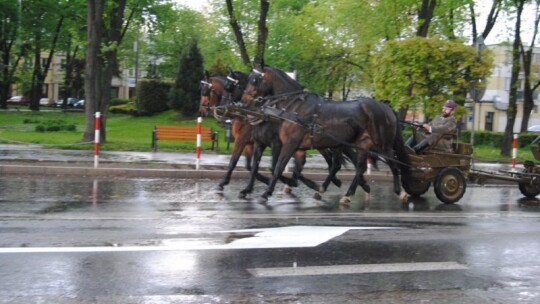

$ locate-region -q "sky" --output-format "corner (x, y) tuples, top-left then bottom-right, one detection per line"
(174, 0), (208, 11)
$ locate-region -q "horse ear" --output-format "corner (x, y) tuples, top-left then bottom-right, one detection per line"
(227, 66), (233, 74)
(205, 70), (210, 78)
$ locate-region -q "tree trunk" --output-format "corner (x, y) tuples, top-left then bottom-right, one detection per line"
(254, 0), (269, 66)
(518, 2), (540, 132)
(83, 0), (130, 142)
(225, 0), (251, 67)
(501, 0), (525, 156)
(416, 0), (437, 37)
(83, 0), (105, 142)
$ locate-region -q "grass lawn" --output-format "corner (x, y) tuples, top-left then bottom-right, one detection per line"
(0, 108), (226, 152)
(0, 107), (537, 163)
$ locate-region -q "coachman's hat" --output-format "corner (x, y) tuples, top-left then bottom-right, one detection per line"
(444, 101), (457, 110)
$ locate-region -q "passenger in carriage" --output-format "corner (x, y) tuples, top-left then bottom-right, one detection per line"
(411, 100), (458, 154)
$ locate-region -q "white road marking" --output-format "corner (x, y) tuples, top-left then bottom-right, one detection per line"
(0, 225), (398, 253)
(248, 261), (468, 277)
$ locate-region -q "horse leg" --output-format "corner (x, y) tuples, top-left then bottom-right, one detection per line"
(271, 141), (298, 188)
(219, 135), (253, 190)
(319, 148), (345, 193)
(239, 142), (266, 199)
(261, 145), (298, 201)
(291, 150), (320, 192)
(341, 147), (371, 204)
(244, 143), (270, 185)
(386, 152), (402, 195)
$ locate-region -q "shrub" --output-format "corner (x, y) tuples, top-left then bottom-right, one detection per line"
(110, 98), (130, 106)
(137, 79), (173, 115)
(109, 101), (137, 115)
(35, 120), (76, 132)
(23, 118), (41, 124)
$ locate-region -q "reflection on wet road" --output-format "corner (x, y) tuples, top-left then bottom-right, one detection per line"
(2, 175), (540, 303)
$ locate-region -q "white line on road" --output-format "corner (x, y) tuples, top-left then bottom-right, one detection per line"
(247, 262), (468, 277)
(0, 226), (399, 253)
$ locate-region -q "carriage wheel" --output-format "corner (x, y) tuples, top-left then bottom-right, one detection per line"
(401, 175), (431, 196)
(518, 176), (540, 198)
(434, 167), (466, 204)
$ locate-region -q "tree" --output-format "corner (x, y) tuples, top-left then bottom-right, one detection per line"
(372, 37), (493, 119)
(83, 0), (150, 142)
(501, 0), (526, 157)
(168, 39), (204, 116)
(519, 1), (540, 133)
(21, 0), (66, 111)
(0, 0), (22, 109)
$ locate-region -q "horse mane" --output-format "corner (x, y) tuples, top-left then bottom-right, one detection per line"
(264, 66), (304, 91)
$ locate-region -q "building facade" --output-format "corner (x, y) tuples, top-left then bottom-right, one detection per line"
(39, 52), (135, 102)
(466, 44), (540, 133)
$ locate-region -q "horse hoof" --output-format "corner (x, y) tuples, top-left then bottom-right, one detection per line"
(258, 196), (268, 204)
(283, 186), (293, 194)
(318, 185), (327, 193)
(399, 191), (410, 202)
(217, 184), (225, 191)
(313, 192), (322, 200)
(334, 179), (342, 188)
(239, 192), (247, 199)
(339, 196), (351, 204)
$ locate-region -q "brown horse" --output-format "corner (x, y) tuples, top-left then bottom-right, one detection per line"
(200, 70), (269, 189)
(201, 70), (345, 197)
(241, 65), (411, 203)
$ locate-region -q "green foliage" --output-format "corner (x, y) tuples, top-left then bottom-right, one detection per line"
(168, 39), (204, 116)
(110, 98), (130, 106)
(109, 101), (137, 115)
(35, 120), (76, 132)
(137, 79), (172, 115)
(372, 37), (493, 118)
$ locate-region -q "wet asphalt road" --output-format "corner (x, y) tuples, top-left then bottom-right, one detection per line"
(2, 175), (540, 303)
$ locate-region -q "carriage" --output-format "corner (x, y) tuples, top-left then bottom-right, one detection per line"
(401, 140), (473, 204)
(401, 126), (540, 204)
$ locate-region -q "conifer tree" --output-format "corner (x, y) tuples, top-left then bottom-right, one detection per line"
(169, 39), (204, 116)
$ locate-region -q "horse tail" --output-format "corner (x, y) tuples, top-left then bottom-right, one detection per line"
(393, 117), (411, 178)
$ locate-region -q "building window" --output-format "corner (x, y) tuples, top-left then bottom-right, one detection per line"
(485, 112), (494, 131)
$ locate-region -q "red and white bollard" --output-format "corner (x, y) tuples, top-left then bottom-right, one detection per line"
(94, 112), (101, 168)
(196, 117), (202, 170)
(512, 133), (518, 171)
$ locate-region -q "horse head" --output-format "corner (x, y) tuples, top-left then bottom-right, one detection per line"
(241, 65), (303, 106)
(199, 71), (214, 116)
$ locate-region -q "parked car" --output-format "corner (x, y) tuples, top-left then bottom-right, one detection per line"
(528, 125), (540, 133)
(7, 96), (29, 104)
(39, 98), (54, 106)
(73, 99), (85, 109)
(54, 98), (79, 108)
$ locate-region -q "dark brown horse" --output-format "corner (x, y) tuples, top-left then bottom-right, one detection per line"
(241, 65), (411, 203)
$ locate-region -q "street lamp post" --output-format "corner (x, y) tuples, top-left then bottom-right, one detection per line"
(469, 78), (486, 146)
(469, 35), (487, 146)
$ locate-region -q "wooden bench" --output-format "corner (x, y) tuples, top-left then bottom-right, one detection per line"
(151, 125), (218, 151)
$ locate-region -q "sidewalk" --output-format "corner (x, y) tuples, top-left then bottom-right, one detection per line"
(0, 144), (514, 180)
(0, 144), (369, 180)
